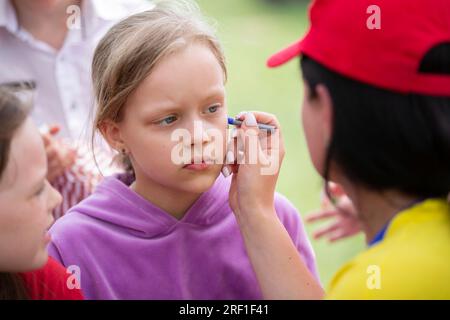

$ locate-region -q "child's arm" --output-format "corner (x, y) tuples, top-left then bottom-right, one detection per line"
(274, 193), (320, 282)
(235, 207), (324, 300)
(228, 112), (324, 300)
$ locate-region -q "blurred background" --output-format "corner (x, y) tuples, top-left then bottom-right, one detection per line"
(196, 0), (365, 286)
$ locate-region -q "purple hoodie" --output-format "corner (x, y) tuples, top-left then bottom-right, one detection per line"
(48, 173), (318, 299)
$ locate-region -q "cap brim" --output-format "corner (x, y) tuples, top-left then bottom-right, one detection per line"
(266, 40), (303, 68)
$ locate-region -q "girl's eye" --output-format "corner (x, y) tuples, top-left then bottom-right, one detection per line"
(206, 104), (220, 114)
(158, 115), (178, 126)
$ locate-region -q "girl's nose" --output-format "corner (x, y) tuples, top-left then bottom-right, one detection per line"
(187, 120), (212, 146)
(48, 182), (63, 211)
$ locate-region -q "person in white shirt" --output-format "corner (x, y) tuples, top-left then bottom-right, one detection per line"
(0, 0), (151, 217)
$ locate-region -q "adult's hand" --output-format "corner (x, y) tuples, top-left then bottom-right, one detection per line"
(224, 111), (284, 219)
(41, 125), (77, 183)
(306, 182), (362, 242)
(222, 112), (324, 299)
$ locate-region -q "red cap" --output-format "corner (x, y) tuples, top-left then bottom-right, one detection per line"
(267, 0), (450, 96)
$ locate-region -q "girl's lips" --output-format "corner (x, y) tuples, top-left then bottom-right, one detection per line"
(183, 162), (211, 171)
(43, 232), (52, 244)
(43, 220), (54, 244)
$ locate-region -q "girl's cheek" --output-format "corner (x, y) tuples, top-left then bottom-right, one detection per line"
(211, 114), (228, 132)
(208, 120), (227, 146)
(30, 194), (49, 221)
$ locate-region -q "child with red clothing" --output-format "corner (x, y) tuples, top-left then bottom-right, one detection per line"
(0, 87), (83, 300)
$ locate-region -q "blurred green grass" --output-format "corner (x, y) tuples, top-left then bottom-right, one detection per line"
(197, 0), (365, 286)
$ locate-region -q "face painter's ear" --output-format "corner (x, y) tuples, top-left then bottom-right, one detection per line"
(100, 120), (126, 152)
(315, 84), (334, 146)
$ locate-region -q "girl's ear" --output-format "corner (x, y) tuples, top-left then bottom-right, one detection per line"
(315, 84), (334, 146)
(99, 120), (126, 153)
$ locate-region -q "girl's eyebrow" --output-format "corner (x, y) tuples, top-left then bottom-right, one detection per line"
(141, 104), (181, 119)
(141, 87), (225, 118)
(201, 88), (225, 102)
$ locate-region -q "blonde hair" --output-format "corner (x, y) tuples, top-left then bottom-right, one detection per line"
(91, 0), (227, 173)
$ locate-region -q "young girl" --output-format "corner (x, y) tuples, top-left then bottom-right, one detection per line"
(225, 0), (450, 299)
(0, 87), (83, 299)
(47, 1), (318, 299)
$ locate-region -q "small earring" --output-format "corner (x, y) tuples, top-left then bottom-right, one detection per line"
(120, 148), (127, 155)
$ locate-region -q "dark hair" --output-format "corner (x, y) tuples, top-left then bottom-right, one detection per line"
(300, 44), (450, 199)
(0, 87), (30, 299)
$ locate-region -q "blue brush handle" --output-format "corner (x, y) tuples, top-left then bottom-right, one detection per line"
(227, 117), (276, 132)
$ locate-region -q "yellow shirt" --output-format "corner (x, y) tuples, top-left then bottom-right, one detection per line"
(327, 198), (450, 299)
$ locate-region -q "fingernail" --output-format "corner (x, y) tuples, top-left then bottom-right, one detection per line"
(231, 127), (238, 138)
(237, 150), (245, 162)
(236, 111), (247, 119)
(222, 166), (231, 177)
(226, 151), (234, 164)
(244, 112), (257, 126)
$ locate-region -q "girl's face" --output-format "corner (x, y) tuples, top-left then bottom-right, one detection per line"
(0, 118), (62, 272)
(108, 43), (227, 195)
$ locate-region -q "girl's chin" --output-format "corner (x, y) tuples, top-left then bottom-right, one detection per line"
(32, 251), (49, 269)
(14, 252), (49, 273)
(180, 170), (220, 193)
